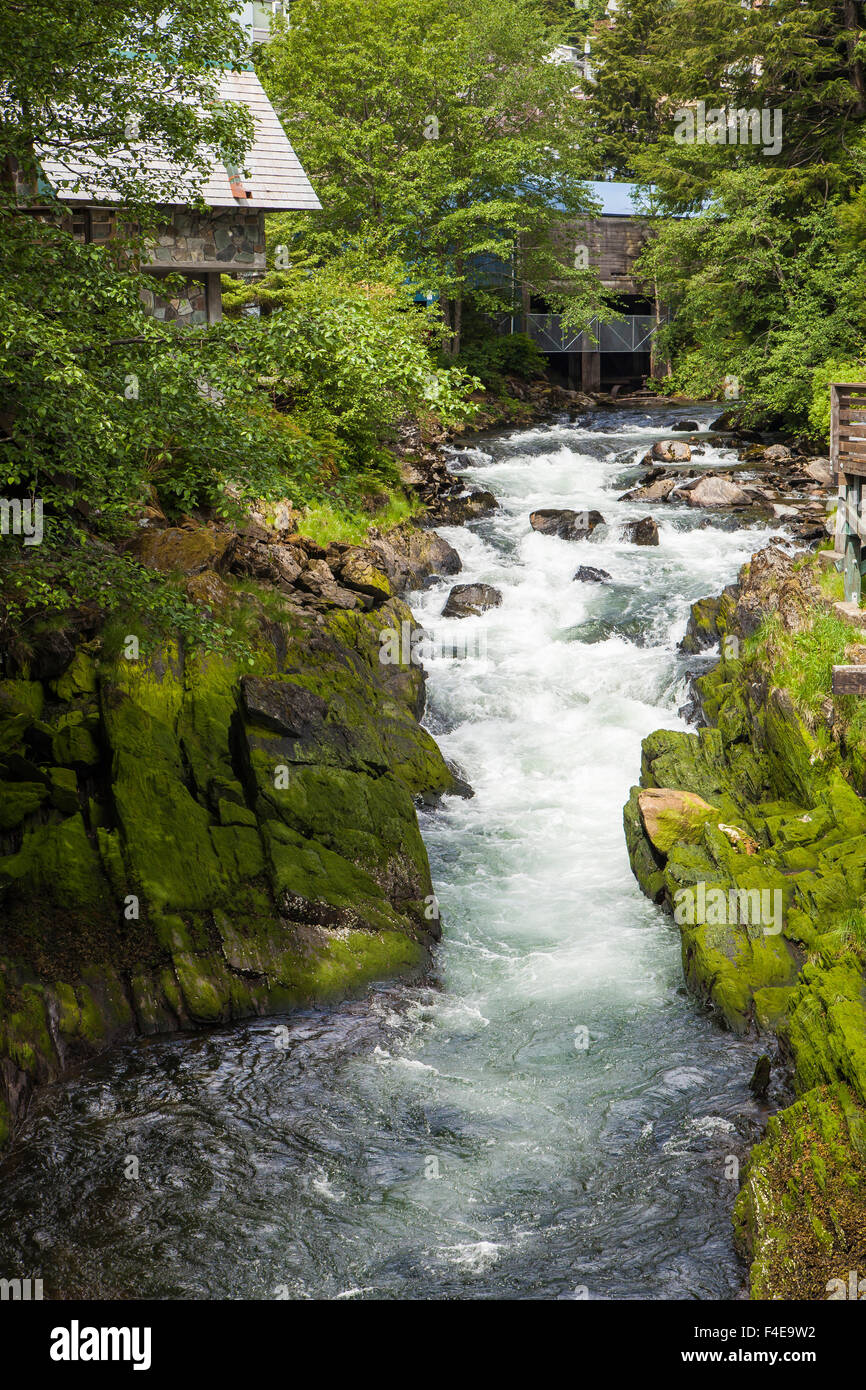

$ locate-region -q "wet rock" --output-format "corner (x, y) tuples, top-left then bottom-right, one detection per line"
(529, 508), (605, 540)
(573, 566), (612, 583)
(709, 409), (740, 431)
(431, 490), (499, 525)
(678, 673), (709, 727)
(652, 439), (692, 462)
(749, 1054), (772, 1100)
(441, 583), (503, 618)
(128, 525), (234, 574)
(623, 516), (660, 546)
(672, 420), (700, 432)
(620, 476), (679, 503)
(677, 476), (752, 508)
(637, 787), (718, 854)
(679, 585), (737, 653)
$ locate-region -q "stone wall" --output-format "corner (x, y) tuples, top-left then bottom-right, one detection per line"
(143, 208), (266, 270)
(139, 277), (209, 326)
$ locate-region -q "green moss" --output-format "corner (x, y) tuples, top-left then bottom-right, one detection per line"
(0, 780), (48, 830)
(47, 766), (79, 814)
(734, 1084), (866, 1300)
(0, 813), (109, 908)
(0, 679), (44, 719)
(51, 648), (98, 702)
(51, 721), (100, 768)
(0, 581), (448, 1151)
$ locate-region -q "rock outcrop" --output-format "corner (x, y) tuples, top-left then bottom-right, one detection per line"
(623, 544), (866, 1299)
(0, 522), (464, 1150)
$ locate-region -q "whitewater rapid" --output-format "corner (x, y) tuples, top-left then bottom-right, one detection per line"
(0, 406), (784, 1299)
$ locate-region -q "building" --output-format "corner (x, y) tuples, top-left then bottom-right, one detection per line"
(517, 181), (662, 393)
(14, 55), (319, 326)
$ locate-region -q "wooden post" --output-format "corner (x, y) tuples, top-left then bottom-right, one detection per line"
(581, 347), (601, 392)
(205, 272), (223, 325)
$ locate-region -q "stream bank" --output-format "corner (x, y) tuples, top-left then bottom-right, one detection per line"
(0, 403), (807, 1299)
(624, 545), (866, 1299)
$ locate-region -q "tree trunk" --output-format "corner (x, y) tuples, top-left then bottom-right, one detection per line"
(452, 293), (463, 358)
(842, 0), (866, 115)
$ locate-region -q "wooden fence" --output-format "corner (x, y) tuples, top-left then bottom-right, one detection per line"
(830, 382), (866, 603)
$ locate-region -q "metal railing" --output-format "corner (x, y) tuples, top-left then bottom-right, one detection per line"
(519, 313), (659, 354)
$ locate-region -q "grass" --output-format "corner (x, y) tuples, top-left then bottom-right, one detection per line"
(298, 491), (422, 546)
(746, 610), (866, 717)
(820, 907), (866, 962)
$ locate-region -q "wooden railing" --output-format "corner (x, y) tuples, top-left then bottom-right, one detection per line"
(830, 383), (866, 602)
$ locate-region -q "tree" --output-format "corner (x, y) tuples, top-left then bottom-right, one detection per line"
(0, 0), (254, 206)
(259, 0), (606, 355)
(584, 0), (866, 426)
(0, 1), (475, 653)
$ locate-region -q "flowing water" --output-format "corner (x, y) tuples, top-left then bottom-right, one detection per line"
(0, 407), (787, 1300)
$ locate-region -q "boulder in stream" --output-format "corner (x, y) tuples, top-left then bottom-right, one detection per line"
(623, 517), (660, 546)
(442, 583), (503, 618)
(529, 508), (605, 540)
(573, 565), (612, 583)
(677, 476), (751, 508)
(651, 439), (692, 462)
(620, 476), (679, 503)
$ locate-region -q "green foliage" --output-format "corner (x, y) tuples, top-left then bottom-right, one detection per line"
(584, 0), (866, 426)
(0, 0), (253, 207)
(809, 356), (866, 440)
(636, 177), (866, 428)
(259, 0), (604, 353)
(456, 331), (546, 389)
(0, 211), (475, 640)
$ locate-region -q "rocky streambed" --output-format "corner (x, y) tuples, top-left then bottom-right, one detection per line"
(0, 401), (860, 1300)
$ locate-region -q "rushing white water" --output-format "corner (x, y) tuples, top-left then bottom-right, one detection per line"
(0, 407), (785, 1300)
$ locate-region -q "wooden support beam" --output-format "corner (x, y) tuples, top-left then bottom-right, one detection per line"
(205, 272), (223, 326)
(832, 665), (866, 695)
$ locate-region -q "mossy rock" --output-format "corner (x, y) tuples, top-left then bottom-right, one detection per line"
(0, 780), (48, 830)
(782, 958), (866, 1107)
(0, 813), (109, 909)
(51, 649), (98, 702)
(51, 721), (100, 768)
(637, 787), (718, 855)
(733, 1083), (866, 1299)
(0, 680), (44, 720)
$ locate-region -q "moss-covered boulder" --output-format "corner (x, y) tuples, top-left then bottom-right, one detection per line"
(0, 580), (457, 1151)
(625, 544), (866, 1297)
(733, 1084), (866, 1300)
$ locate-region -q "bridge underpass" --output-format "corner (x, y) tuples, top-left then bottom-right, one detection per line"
(519, 311), (660, 393)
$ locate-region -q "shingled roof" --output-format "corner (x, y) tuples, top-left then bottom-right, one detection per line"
(39, 69), (320, 213)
